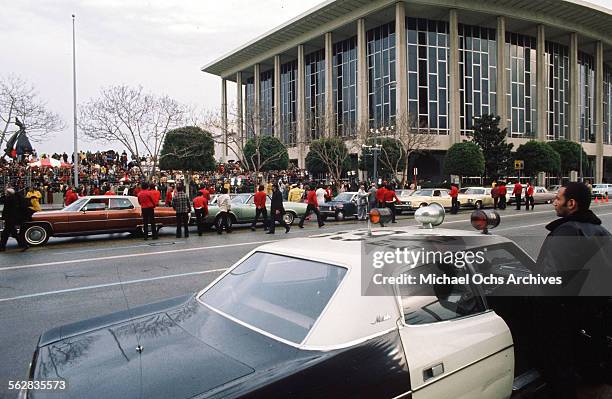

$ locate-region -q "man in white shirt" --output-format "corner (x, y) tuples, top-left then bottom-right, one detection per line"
(316, 185), (326, 205)
(216, 187), (232, 234)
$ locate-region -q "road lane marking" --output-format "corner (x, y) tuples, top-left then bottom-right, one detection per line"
(0, 268), (228, 303)
(0, 241), (276, 272)
(489, 211), (612, 232)
(51, 241), (186, 255)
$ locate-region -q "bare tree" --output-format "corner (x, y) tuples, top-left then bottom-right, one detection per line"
(0, 74), (65, 150)
(78, 85), (186, 178)
(392, 113), (439, 184)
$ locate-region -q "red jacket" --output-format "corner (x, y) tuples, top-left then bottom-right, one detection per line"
(306, 190), (318, 207)
(138, 189), (156, 209)
(512, 183), (523, 196)
(498, 185), (507, 195)
(104, 191), (115, 196)
(151, 189), (161, 204)
(199, 188), (211, 201)
(526, 185), (534, 196)
(384, 189), (400, 203)
(450, 186), (459, 198)
(165, 190), (173, 206)
(254, 191), (267, 208)
(193, 196), (208, 212)
(376, 187), (387, 203)
(65, 190), (78, 206)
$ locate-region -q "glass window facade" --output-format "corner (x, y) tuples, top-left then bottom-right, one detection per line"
(545, 41), (570, 140)
(333, 36), (358, 137)
(605, 64), (612, 145)
(245, 77), (255, 138)
(459, 24), (497, 134)
(280, 60), (297, 145)
(260, 70), (274, 136)
(505, 32), (536, 138)
(367, 22), (396, 129)
(305, 49), (326, 141)
(406, 17), (449, 133)
(578, 51), (595, 143)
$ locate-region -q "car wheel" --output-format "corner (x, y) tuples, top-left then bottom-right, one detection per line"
(282, 212), (295, 225)
(419, 203), (428, 208)
(475, 201), (483, 209)
(23, 224), (50, 246)
(335, 211), (345, 221)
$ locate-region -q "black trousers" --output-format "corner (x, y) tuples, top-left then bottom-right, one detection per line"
(451, 197), (459, 214)
(251, 207), (268, 229)
(493, 197), (499, 209)
(269, 209), (288, 233)
(515, 195), (522, 210)
(176, 212), (189, 238)
(217, 211), (231, 233)
(385, 202), (396, 222)
(142, 208), (157, 238)
(194, 209), (206, 235)
(525, 195), (534, 210)
(299, 204), (323, 227)
(499, 195), (507, 209)
(0, 221), (26, 249)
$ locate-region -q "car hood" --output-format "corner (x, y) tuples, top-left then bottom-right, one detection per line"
(31, 295), (309, 399)
(32, 210), (67, 218)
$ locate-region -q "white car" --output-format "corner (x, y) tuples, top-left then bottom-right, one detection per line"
(458, 187), (494, 209)
(592, 183), (612, 198)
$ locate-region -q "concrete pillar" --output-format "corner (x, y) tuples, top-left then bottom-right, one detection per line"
(449, 9), (461, 143)
(324, 32), (335, 137)
(274, 55), (281, 140)
(395, 2), (408, 130)
(221, 78), (228, 161)
(595, 41), (604, 183)
(496, 17), (508, 130)
(254, 63), (261, 137)
(536, 25), (547, 141)
(297, 45), (306, 167)
(569, 33), (579, 143)
(236, 72), (244, 146)
(357, 18), (368, 138)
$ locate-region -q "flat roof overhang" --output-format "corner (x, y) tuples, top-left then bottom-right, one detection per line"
(202, 0), (612, 80)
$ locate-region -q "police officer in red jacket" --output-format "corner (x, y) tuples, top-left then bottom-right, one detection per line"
(450, 183), (459, 214)
(525, 182), (535, 211)
(298, 185), (324, 228)
(512, 180), (523, 210)
(193, 191), (208, 236)
(137, 182), (157, 240)
(384, 184), (401, 223)
(251, 184), (269, 231)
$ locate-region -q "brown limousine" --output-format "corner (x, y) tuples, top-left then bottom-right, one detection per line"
(21, 195), (177, 246)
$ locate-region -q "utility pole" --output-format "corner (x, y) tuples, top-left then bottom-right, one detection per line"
(72, 14), (79, 188)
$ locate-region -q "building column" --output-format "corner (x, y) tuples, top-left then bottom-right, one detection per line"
(536, 25), (547, 141)
(357, 18), (368, 138)
(221, 78), (228, 161)
(236, 72), (244, 146)
(496, 17), (508, 130)
(254, 63), (261, 136)
(595, 41), (604, 183)
(395, 2), (408, 129)
(324, 32), (335, 137)
(449, 9), (461, 144)
(274, 55), (281, 140)
(297, 44), (306, 167)
(569, 33), (579, 143)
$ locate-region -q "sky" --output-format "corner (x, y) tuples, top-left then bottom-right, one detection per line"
(2, 0), (612, 154)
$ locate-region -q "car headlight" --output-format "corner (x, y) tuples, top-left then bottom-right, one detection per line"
(406, 201), (411, 206)
(468, 199), (473, 203)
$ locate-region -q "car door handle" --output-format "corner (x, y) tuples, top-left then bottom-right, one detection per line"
(423, 363), (444, 382)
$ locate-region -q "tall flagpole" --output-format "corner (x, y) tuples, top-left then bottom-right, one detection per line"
(72, 14), (79, 188)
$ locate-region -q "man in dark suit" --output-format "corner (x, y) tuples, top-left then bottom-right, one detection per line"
(268, 184), (290, 234)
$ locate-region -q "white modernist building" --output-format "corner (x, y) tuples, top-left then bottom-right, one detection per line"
(202, 0), (612, 182)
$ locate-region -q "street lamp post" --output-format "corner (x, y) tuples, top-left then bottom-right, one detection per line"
(71, 14), (79, 188)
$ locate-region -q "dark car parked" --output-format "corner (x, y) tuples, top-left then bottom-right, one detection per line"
(318, 192), (358, 221)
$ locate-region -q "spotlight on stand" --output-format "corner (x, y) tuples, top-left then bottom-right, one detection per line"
(470, 210), (501, 234)
(414, 203), (445, 229)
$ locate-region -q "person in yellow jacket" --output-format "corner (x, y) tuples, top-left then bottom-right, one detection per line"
(25, 186), (42, 221)
(288, 184), (304, 202)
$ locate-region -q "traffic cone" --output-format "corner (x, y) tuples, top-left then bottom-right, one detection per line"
(606, 195), (609, 203)
(594, 196), (599, 204)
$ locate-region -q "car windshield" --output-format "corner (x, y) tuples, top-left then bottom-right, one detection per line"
(333, 193), (354, 202)
(199, 252), (347, 344)
(464, 188), (485, 195)
(412, 189), (433, 196)
(593, 184), (608, 189)
(62, 198), (87, 211)
(231, 194), (251, 204)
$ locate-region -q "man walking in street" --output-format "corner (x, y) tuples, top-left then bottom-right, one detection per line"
(376, 183), (387, 208)
(316, 185), (326, 205)
(535, 182), (612, 399)
(357, 184), (369, 220)
(251, 184), (269, 232)
(172, 184), (191, 238)
(368, 183), (378, 212)
(137, 182), (157, 240)
(216, 187), (232, 234)
(192, 191), (208, 236)
(491, 184), (500, 210)
(450, 183), (459, 214)
(498, 182), (507, 210)
(512, 180), (523, 210)
(298, 185), (324, 228)
(525, 182), (535, 211)
(268, 184), (290, 234)
(0, 187), (29, 252)
(384, 184), (401, 223)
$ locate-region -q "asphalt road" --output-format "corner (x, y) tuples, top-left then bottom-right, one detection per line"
(1, 202), (612, 399)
